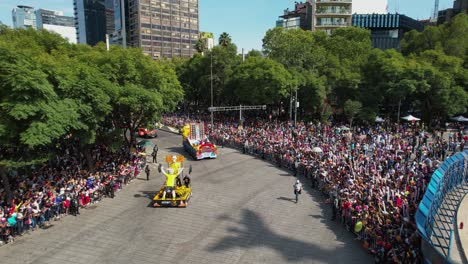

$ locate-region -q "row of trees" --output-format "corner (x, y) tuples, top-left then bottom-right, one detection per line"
(0, 26), (183, 176)
(0, 15), (467, 192)
(176, 14), (468, 126)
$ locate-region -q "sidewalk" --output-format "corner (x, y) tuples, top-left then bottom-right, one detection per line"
(453, 185), (468, 264)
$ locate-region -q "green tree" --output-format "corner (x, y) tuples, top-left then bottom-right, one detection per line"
(343, 99), (362, 127)
(91, 46), (183, 144)
(195, 39), (205, 53)
(324, 27), (372, 107)
(0, 46), (83, 202)
(229, 56), (292, 104)
(218, 32), (232, 47)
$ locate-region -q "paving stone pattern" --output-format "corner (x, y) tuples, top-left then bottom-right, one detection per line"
(0, 130), (372, 264)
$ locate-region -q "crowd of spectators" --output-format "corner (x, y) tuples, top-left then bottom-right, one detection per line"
(0, 140), (146, 245)
(162, 113), (467, 263)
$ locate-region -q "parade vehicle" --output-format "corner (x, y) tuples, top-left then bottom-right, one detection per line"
(153, 155), (192, 208)
(137, 127), (157, 138)
(181, 123), (217, 160)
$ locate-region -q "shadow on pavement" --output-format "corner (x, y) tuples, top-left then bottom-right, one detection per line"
(276, 196), (296, 203)
(208, 155), (370, 262)
(209, 209), (347, 262)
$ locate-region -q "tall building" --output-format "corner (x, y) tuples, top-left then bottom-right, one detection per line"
(314, 0), (352, 33)
(276, 2), (311, 30)
(276, 0), (352, 33)
(438, 0), (468, 24)
(74, 0), (198, 58)
(12, 5), (36, 29)
(36, 9), (77, 44)
(74, 0), (116, 46)
(353, 14), (424, 50)
(126, 0), (199, 58)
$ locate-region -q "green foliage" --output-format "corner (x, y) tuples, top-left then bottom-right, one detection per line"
(229, 57), (292, 104)
(0, 27), (182, 170)
(343, 100), (362, 126)
(219, 32), (232, 47)
(402, 13), (468, 63)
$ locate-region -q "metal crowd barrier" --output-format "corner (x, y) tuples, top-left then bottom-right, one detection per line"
(416, 150), (468, 262)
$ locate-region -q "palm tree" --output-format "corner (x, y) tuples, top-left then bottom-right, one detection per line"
(195, 39), (205, 53)
(218, 32), (232, 47)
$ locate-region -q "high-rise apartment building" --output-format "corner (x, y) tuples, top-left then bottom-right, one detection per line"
(12, 5), (37, 29)
(36, 9), (77, 44)
(127, 0), (199, 58)
(276, 0), (352, 33)
(74, 0), (198, 58)
(74, 0), (116, 46)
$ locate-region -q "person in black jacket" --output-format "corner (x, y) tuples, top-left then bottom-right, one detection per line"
(145, 165), (150, 181)
(152, 144), (158, 163)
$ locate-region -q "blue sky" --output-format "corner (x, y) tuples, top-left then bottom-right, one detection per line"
(0, 0), (455, 52)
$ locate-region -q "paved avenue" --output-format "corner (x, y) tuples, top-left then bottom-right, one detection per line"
(0, 130), (371, 264)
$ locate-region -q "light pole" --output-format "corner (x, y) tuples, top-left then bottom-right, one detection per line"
(294, 88), (298, 127)
(210, 51), (214, 127)
(289, 86), (293, 122)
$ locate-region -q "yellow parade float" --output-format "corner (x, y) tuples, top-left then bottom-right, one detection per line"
(153, 155), (192, 208)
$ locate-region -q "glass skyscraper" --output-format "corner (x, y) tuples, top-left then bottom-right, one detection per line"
(74, 0), (115, 46)
(12, 5), (37, 29)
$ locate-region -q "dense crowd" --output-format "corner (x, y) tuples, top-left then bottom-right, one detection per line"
(0, 140), (146, 245)
(162, 113), (467, 263)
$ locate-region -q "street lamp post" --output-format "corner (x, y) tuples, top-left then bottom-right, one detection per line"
(210, 51), (214, 127)
(294, 88), (298, 127)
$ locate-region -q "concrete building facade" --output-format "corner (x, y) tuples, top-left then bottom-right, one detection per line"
(276, 0), (352, 33)
(127, 0), (199, 58)
(36, 9), (77, 44)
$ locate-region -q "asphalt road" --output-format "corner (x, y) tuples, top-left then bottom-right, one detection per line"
(0, 130), (372, 264)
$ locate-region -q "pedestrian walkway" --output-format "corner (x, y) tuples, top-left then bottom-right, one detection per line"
(452, 185), (468, 264)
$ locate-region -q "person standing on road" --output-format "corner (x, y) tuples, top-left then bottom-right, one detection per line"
(145, 165), (150, 181)
(294, 180), (302, 203)
(152, 144), (158, 163)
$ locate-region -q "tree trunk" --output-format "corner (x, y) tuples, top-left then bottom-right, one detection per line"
(0, 165), (13, 205)
(82, 144), (94, 171)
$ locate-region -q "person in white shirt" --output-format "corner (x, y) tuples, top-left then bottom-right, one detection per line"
(293, 180), (303, 203)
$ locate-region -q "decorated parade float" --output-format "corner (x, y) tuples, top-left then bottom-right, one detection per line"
(153, 155), (192, 207)
(181, 123), (217, 160)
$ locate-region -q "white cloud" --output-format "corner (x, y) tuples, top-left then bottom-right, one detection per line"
(352, 0), (388, 14)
